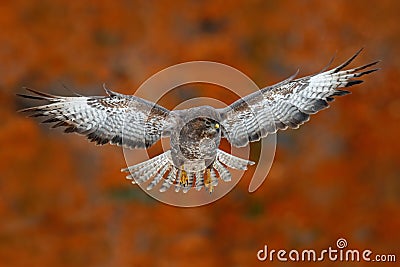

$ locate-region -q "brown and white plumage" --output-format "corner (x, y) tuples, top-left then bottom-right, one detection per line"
(219, 49), (379, 147)
(18, 86), (170, 149)
(18, 49), (378, 193)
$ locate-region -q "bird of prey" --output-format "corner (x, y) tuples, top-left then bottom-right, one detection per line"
(18, 49), (378, 193)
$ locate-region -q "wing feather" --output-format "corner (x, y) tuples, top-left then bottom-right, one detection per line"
(18, 87), (171, 149)
(219, 49), (379, 147)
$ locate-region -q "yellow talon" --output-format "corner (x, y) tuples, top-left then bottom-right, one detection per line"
(204, 168), (214, 193)
(180, 169), (188, 186)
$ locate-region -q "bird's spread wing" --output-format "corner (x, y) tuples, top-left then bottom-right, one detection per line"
(218, 49), (379, 147)
(18, 87), (171, 149)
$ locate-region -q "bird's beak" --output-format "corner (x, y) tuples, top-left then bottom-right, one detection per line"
(214, 123), (220, 129)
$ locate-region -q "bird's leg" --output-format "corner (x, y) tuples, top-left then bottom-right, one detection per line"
(204, 168), (214, 193)
(179, 168), (188, 186)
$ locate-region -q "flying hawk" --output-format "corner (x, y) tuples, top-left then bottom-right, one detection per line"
(18, 49), (378, 193)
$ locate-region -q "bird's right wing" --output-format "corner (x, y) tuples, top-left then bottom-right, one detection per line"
(18, 87), (171, 149)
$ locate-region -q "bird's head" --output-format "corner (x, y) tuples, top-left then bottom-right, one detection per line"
(203, 117), (220, 136)
(180, 117), (221, 139)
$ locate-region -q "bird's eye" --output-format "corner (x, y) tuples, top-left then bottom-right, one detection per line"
(205, 120), (211, 127)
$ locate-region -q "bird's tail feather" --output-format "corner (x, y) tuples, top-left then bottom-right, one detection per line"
(122, 149), (254, 193)
(122, 151), (173, 184)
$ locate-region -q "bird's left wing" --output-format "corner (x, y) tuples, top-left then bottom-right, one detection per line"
(18, 87), (171, 149)
(218, 49), (379, 147)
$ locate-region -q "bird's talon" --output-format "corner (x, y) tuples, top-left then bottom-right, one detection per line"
(180, 169), (188, 186)
(204, 168), (214, 193)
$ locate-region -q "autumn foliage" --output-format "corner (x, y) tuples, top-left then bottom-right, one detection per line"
(0, 1), (399, 266)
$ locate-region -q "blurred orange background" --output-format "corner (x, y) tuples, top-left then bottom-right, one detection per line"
(1, 0), (399, 266)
